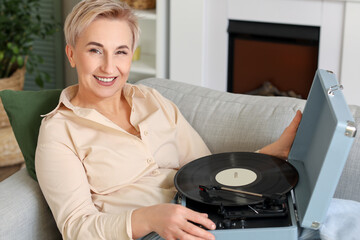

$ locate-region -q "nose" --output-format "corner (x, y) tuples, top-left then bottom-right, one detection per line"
(100, 54), (115, 74)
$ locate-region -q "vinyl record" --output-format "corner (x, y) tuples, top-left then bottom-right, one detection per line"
(174, 152), (299, 206)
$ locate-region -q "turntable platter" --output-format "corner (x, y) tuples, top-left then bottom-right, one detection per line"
(174, 152), (298, 206)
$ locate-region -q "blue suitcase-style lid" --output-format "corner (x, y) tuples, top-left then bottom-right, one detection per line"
(288, 69), (356, 229)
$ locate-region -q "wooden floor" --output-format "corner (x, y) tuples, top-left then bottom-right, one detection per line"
(0, 163), (23, 182)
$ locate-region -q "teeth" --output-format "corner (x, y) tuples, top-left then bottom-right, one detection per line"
(95, 76), (116, 82)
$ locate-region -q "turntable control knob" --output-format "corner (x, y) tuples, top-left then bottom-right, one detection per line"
(223, 219), (232, 229)
(273, 205), (281, 210)
(217, 222), (224, 229)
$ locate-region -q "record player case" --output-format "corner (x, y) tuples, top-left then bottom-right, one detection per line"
(177, 69), (356, 239)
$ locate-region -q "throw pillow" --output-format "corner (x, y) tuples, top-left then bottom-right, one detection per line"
(0, 89), (62, 181)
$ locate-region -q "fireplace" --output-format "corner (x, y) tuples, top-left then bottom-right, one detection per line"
(227, 20), (320, 99)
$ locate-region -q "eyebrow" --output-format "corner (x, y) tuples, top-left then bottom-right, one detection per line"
(86, 41), (130, 50)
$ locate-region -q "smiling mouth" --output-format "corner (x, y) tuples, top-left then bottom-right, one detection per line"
(94, 75), (117, 83)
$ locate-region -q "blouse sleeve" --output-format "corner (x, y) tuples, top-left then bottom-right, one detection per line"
(35, 120), (133, 240)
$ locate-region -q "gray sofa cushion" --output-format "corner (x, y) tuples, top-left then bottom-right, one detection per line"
(139, 78), (305, 153)
(0, 168), (61, 240)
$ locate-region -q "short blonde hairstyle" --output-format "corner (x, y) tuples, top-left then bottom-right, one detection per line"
(64, 0), (140, 52)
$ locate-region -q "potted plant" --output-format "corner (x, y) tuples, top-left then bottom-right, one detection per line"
(0, 0), (58, 126)
(0, 0), (58, 168)
(0, 0), (58, 88)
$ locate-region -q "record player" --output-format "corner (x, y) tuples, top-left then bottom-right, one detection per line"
(174, 69), (357, 239)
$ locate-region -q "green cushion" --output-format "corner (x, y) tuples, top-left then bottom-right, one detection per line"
(0, 89), (62, 181)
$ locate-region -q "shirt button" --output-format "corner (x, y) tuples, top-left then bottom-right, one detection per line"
(147, 158), (153, 164)
(151, 170), (160, 175)
(144, 130), (148, 136)
(132, 108), (135, 112)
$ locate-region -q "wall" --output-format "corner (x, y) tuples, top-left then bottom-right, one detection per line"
(62, 0), (80, 87)
(170, 0), (360, 105)
(341, 2), (360, 105)
(169, 0), (206, 86)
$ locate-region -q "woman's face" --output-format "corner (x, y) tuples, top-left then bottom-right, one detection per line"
(66, 17), (133, 101)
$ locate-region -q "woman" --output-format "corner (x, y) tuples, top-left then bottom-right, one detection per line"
(35, 0), (301, 239)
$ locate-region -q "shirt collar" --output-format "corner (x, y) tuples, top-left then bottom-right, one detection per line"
(42, 83), (146, 118)
(123, 83), (146, 99)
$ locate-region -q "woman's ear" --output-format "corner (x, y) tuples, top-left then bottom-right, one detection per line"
(65, 44), (76, 68)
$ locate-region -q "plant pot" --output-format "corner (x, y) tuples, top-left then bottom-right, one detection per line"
(0, 127), (24, 167)
(122, 0), (156, 9)
(0, 67), (25, 167)
(0, 67), (25, 128)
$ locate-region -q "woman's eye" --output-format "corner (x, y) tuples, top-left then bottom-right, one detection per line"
(116, 50), (128, 55)
(89, 49), (101, 54)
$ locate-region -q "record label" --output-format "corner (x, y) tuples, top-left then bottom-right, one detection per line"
(174, 152), (299, 206)
(215, 168), (257, 186)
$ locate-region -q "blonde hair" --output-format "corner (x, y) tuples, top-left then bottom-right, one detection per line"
(64, 0), (140, 52)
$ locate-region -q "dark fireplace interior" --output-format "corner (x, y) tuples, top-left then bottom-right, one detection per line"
(227, 20), (320, 99)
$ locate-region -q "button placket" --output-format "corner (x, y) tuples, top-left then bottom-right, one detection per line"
(146, 158), (153, 164)
(138, 124), (149, 140)
(151, 169), (160, 176)
(137, 123), (155, 167)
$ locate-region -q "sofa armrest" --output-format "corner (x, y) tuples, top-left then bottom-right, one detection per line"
(0, 168), (61, 240)
(333, 105), (360, 201)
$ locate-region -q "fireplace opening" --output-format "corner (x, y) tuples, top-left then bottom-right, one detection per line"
(227, 20), (320, 99)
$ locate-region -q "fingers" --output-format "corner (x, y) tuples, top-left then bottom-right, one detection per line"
(145, 204), (215, 240)
(290, 110), (302, 130)
(182, 221), (215, 240)
(179, 208), (215, 240)
(187, 211), (216, 231)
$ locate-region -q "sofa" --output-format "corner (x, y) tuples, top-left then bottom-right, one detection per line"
(0, 77), (359, 240)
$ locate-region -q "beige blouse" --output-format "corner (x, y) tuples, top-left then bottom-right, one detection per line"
(35, 83), (211, 240)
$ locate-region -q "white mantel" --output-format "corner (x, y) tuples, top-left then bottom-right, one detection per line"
(170, 0), (360, 105)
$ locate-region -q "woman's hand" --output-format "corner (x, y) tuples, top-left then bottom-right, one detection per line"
(132, 203), (216, 240)
(259, 110), (302, 159)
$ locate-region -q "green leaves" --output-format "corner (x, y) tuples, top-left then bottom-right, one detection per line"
(0, 0), (58, 87)
(7, 43), (19, 54)
(17, 56), (24, 67)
